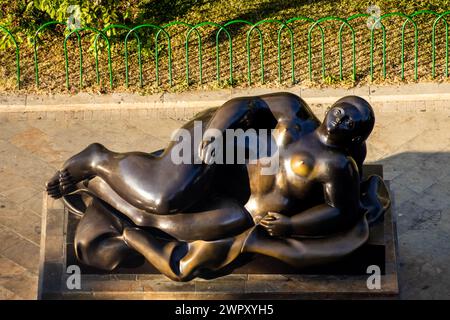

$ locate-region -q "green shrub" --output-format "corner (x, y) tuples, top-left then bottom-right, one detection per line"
(0, 1), (138, 49)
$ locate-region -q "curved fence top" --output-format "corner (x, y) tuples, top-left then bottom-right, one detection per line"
(1, 10), (450, 90)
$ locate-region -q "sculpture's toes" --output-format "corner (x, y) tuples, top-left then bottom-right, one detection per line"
(46, 169), (77, 199)
(47, 186), (62, 199)
(59, 169), (77, 195)
(46, 171), (63, 199)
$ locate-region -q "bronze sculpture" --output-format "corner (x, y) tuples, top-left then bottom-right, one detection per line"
(46, 93), (390, 281)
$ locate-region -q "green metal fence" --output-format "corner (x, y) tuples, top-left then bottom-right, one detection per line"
(1, 10), (450, 90)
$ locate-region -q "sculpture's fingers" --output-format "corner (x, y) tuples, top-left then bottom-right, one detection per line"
(267, 212), (281, 219)
(260, 220), (274, 228)
(199, 140), (212, 163)
(259, 219), (270, 226)
(260, 216), (275, 224)
(198, 143), (205, 162)
(205, 148), (214, 165)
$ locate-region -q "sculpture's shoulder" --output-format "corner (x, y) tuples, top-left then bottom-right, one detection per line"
(190, 107), (218, 123)
(259, 92), (320, 125)
(314, 146), (359, 182)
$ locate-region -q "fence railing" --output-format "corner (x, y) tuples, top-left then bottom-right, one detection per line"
(1, 10), (450, 90)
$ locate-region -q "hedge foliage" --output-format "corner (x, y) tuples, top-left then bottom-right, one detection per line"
(0, 0), (204, 48)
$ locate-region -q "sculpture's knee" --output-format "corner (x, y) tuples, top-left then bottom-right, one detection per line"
(86, 142), (106, 153)
(64, 142), (109, 171)
(152, 197), (171, 215)
(151, 193), (180, 215)
(74, 201), (132, 271)
(86, 143), (109, 163)
(75, 235), (130, 271)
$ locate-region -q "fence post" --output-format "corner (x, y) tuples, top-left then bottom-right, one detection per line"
(432, 11), (450, 78)
(125, 24), (172, 88)
(0, 26), (20, 89)
(64, 27), (112, 89)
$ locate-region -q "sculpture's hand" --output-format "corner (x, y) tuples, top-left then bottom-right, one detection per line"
(260, 212), (293, 237)
(198, 131), (222, 165)
(198, 139), (214, 164)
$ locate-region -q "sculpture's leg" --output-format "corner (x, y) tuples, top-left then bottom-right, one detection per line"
(47, 142), (213, 214)
(73, 197), (249, 279)
(67, 176), (253, 241)
(74, 198), (136, 271)
(123, 227), (250, 282)
(71, 181), (253, 279)
(242, 217), (369, 268)
(178, 230), (250, 279)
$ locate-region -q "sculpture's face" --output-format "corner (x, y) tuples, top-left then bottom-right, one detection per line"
(324, 102), (366, 145)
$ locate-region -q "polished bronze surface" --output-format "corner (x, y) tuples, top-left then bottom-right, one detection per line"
(46, 93), (390, 281)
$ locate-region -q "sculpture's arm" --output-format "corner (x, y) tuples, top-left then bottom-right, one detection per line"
(258, 92), (320, 125)
(295, 159), (361, 236)
(205, 93), (320, 133)
(204, 96), (271, 133)
(261, 158), (361, 237)
(347, 141), (366, 178)
(199, 97), (274, 163)
(259, 93), (320, 146)
(200, 93), (320, 161)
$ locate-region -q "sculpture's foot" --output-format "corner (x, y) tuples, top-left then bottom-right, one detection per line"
(361, 175), (391, 224)
(46, 168), (77, 199)
(46, 143), (109, 199)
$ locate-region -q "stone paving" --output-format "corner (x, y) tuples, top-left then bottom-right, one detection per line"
(0, 108), (449, 299)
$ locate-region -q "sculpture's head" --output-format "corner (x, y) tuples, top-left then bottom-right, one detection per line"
(321, 96), (375, 146)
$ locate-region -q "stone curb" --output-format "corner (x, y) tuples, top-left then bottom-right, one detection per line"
(0, 83), (449, 121)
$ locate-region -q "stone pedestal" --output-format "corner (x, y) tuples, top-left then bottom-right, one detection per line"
(38, 165), (399, 299)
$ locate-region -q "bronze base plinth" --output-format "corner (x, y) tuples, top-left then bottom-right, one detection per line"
(38, 164), (399, 300)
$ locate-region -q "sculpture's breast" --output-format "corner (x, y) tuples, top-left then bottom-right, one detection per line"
(282, 150), (318, 198)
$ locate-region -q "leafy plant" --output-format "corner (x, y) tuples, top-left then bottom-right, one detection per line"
(0, 0), (48, 48)
(0, 1), (137, 49)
